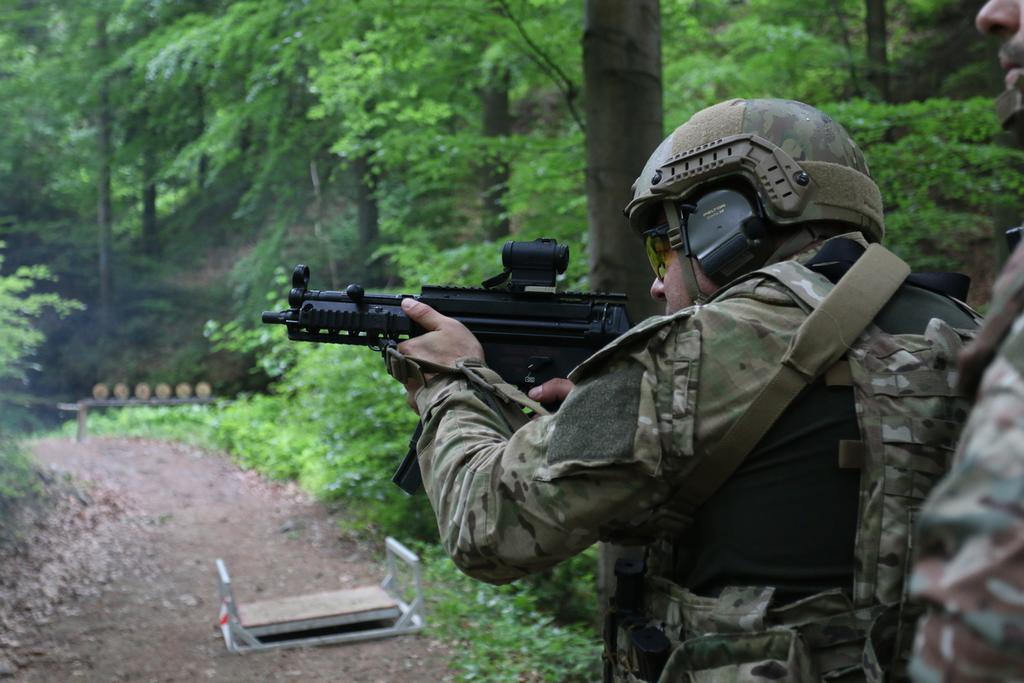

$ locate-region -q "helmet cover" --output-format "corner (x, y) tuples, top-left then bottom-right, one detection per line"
(626, 99), (884, 243)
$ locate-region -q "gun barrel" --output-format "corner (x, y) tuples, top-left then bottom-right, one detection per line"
(261, 311), (290, 324)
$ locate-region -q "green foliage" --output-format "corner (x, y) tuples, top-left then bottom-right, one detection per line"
(311, 0), (589, 286)
(0, 245), (80, 384)
(662, 2), (854, 119)
(0, 437), (42, 543)
(421, 544), (601, 682)
(0, 242), (82, 428)
(7, 0), (1012, 408)
(828, 98), (1024, 270)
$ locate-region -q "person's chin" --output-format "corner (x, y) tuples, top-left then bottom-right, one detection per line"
(1007, 65), (1024, 90)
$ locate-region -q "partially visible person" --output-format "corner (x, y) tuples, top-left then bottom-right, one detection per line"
(909, 1), (1024, 680)
(977, 0), (1024, 92)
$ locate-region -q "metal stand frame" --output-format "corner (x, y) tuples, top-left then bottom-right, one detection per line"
(216, 537), (425, 653)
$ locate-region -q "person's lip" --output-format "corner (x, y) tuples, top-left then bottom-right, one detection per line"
(999, 43), (1024, 89)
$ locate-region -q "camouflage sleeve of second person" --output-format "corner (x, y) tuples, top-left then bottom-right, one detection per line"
(411, 282), (803, 585)
(909, 244), (1024, 681)
(909, 325), (1024, 682)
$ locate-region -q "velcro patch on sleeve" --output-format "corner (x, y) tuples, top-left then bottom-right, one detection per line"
(545, 361), (645, 469)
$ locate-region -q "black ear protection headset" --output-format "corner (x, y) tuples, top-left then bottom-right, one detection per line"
(677, 180), (773, 286)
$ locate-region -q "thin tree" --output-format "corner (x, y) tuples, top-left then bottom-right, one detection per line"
(96, 11), (113, 328)
(140, 108), (159, 257)
(481, 65), (512, 241)
(865, 0), (890, 101)
(353, 152), (382, 286)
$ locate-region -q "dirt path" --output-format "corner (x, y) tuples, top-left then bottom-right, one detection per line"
(2, 437), (453, 682)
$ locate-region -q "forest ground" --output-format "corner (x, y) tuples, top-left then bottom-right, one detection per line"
(0, 437), (453, 682)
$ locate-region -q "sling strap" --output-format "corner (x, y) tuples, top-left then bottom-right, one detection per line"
(673, 244), (912, 520)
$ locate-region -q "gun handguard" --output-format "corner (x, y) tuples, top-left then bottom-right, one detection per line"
(261, 239), (632, 493)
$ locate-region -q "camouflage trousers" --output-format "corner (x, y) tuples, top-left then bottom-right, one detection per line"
(606, 577), (917, 683)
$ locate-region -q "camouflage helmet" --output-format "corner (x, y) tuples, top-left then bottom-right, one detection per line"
(625, 98), (884, 243)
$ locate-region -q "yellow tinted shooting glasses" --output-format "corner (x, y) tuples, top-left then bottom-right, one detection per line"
(643, 223), (673, 280)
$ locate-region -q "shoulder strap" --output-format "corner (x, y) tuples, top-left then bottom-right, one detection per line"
(674, 244), (912, 520)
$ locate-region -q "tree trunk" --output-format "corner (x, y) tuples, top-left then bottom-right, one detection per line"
(828, 0), (863, 98)
(353, 153), (382, 286)
(141, 138), (158, 256)
(196, 83), (208, 190)
(583, 0), (662, 323)
(865, 0), (890, 101)
(309, 159), (339, 289)
(481, 66), (511, 241)
(96, 13), (113, 328)
(583, 0), (663, 615)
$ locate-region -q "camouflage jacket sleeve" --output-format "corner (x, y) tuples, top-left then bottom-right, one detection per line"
(909, 321), (1024, 681)
(413, 277), (805, 584)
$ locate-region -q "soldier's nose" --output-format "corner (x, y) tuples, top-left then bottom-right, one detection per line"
(977, 0), (1020, 38)
(650, 277), (666, 301)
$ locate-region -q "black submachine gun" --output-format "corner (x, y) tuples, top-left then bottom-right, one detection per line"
(261, 238), (632, 494)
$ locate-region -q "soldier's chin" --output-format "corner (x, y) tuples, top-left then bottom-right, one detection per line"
(1006, 66), (1023, 91)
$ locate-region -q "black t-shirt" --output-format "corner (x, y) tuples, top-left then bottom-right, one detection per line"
(682, 379), (860, 601)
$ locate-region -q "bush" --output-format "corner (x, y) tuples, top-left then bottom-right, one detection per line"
(55, 403), (217, 447)
(828, 97), (1024, 271)
(0, 241), (82, 430)
(420, 544), (601, 682)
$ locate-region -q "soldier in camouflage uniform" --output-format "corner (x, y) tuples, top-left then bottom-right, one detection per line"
(390, 98), (979, 682)
(908, 2), (1024, 680)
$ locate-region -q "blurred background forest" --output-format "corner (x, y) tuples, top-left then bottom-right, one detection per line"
(2, 0), (1023, 679)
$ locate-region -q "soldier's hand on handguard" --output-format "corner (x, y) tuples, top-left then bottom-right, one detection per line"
(398, 298), (485, 410)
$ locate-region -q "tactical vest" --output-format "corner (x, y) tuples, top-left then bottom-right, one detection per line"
(607, 246), (978, 683)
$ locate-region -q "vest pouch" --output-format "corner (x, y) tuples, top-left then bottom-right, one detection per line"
(656, 629), (817, 683)
(611, 618), (673, 683)
(859, 603), (918, 683)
